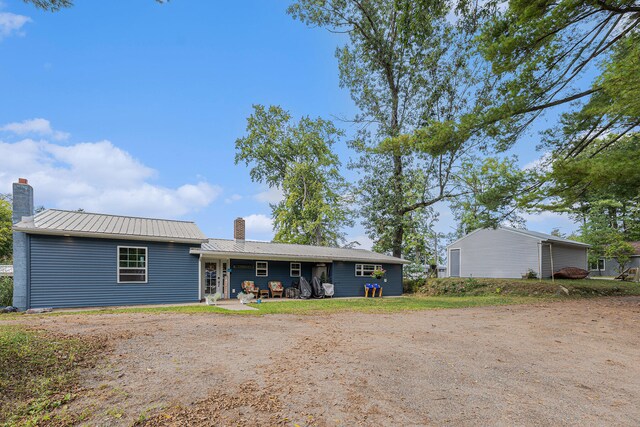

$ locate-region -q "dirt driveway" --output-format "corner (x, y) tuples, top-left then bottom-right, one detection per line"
(15, 297), (640, 426)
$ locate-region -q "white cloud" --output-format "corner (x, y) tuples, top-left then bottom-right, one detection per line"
(1, 118), (69, 141)
(522, 152), (552, 172)
(0, 12), (31, 40)
(254, 186), (283, 204)
(348, 234), (374, 250)
(0, 137), (222, 218)
(224, 194), (242, 204)
(244, 214), (273, 234)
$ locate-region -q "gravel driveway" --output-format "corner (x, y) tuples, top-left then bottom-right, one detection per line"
(16, 297), (640, 426)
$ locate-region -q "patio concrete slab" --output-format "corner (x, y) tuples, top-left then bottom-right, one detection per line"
(214, 300), (258, 311)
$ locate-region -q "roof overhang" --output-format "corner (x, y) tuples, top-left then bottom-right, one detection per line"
(13, 226), (208, 245)
(190, 248), (410, 264)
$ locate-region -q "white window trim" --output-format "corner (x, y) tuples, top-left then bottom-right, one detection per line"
(290, 262), (302, 277)
(256, 261), (268, 277)
(117, 246), (148, 284)
(355, 263), (383, 277)
(589, 258), (605, 271)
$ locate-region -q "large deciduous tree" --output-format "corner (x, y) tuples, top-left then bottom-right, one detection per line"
(530, 133), (640, 239)
(289, 0), (499, 258)
(450, 156), (529, 236)
(479, 0), (640, 155)
(235, 105), (353, 246)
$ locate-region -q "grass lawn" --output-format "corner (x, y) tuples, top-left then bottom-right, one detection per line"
(0, 278), (636, 320)
(0, 325), (106, 427)
(1, 295), (554, 318)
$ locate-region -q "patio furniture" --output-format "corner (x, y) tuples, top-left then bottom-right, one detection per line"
(285, 287), (300, 299)
(268, 281), (284, 298)
(365, 283), (382, 297)
(241, 280), (260, 299)
(259, 289), (270, 299)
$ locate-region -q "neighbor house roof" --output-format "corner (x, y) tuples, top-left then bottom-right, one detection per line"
(447, 227), (591, 248)
(628, 241), (640, 256)
(191, 238), (409, 264)
(13, 209), (207, 244)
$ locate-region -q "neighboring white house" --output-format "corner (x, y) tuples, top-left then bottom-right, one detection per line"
(446, 227), (590, 279)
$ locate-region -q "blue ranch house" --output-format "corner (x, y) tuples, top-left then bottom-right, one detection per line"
(11, 179), (406, 310)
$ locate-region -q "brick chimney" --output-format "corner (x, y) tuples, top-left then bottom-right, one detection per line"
(234, 217), (245, 241)
(12, 178), (33, 224)
(12, 178), (34, 311)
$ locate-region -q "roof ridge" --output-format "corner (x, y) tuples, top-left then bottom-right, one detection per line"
(206, 237), (371, 252)
(41, 209), (197, 224)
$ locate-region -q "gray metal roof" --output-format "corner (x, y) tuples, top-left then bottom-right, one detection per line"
(502, 227), (590, 247)
(13, 209), (207, 243)
(192, 238), (408, 264)
(448, 227), (590, 248)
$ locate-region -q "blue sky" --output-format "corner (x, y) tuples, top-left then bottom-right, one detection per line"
(0, 0), (578, 247)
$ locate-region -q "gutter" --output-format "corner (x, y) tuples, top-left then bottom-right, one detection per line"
(12, 227), (208, 245)
(189, 249), (410, 264)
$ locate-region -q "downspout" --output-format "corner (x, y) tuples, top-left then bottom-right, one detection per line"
(537, 241), (542, 282)
(198, 254), (202, 301)
(549, 243), (555, 283)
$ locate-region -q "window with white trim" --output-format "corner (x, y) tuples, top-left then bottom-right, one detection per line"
(290, 262), (301, 277)
(118, 246), (147, 283)
(355, 264), (382, 277)
(256, 261), (268, 277)
(589, 258), (605, 271)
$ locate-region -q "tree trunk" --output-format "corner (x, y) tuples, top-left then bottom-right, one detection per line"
(392, 153), (404, 258)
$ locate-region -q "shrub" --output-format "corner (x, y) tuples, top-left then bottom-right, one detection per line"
(402, 278), (424, 294)
(0, 277), (12, 307)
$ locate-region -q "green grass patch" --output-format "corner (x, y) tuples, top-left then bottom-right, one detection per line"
(0, 325), (106, 426)
(24, 295), (544, 317)
(412, 277), (640, 297)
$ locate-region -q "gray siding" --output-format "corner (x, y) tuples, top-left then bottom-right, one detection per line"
(331, 262), (402, 297)
(448, 228), (539, 278)
(541, 243), (588, 278)
(591, 256), (640, 277)
(29, 235), (199, 308)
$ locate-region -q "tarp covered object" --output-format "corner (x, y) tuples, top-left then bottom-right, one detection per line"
(311, 276), (325, 298)
(322, 283), (334, 297)
(299, 277), (312, 299)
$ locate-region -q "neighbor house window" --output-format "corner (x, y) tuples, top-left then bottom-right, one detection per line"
(290, 262), (301, 277)
(355, 264), (382, 277)
(589, 258), (605, 271)
(118, 246), (147, 283)
(256, 261), (268, 277)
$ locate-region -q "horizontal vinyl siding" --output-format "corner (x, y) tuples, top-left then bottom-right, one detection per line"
(541, 243), (589, 278)
(228, 260), (314, 298)
(331, 262), (402, 297)
(590, 256), (640, 277)
(450, 229), (539, 278)
(29, 235), (199, 308)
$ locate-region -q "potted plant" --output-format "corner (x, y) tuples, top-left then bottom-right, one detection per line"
(370, 268), (386, 279)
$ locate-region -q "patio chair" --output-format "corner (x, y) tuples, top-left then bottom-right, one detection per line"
(268, 281), (284, 298)
(241, 280), (260, 299)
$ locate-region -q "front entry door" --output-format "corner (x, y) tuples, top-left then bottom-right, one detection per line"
(204, 260), (230, 298)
